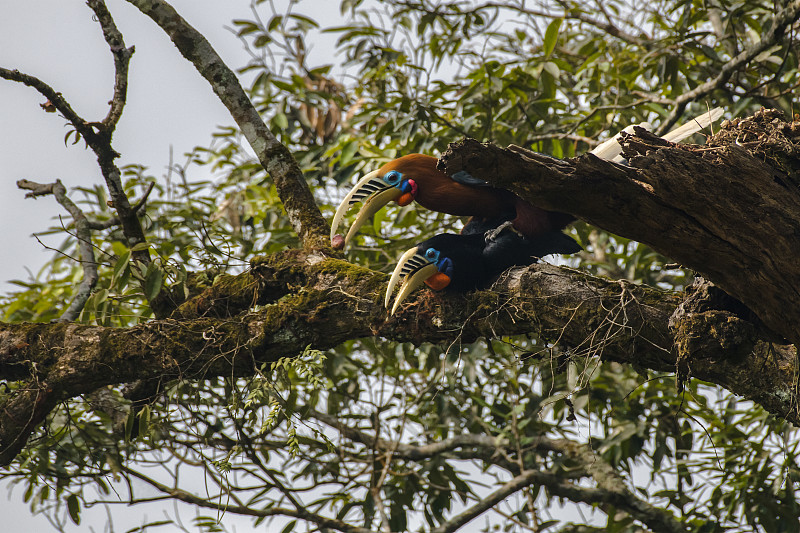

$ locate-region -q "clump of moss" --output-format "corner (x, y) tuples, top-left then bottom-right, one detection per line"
(710, 107), (800, 183)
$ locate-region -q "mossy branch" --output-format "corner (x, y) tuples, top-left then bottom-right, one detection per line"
(0, 250), (794, 465)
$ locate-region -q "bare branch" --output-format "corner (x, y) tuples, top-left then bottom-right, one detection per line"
(16, 179), (56, 199)
(0, 3), (171, 314)
(0, 66), (150, 271)
(0, 68), (95, 142)
(431, 466), (683, 533)
(125, 0), (330, 250)
(87, 0), (134, 129)
(16, 179), (99, 322)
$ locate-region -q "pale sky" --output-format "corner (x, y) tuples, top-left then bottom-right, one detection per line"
(1, 0), (274, 292)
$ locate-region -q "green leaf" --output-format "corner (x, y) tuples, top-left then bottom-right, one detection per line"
(543, 18), (562, 58)
(340, 141), (358, 167)
(273, 112), (289, 130)
(144, 263), (163, 301)
(138, 405), (151, 438)
(271, 79), (295, 92)
(125, 408), (136, 442)
(111, 250), (131, 289)
(94, 288), (109, 304)
(288, 13), (320, 29)
(67, 494), (80, 525)
(268, 15), (282, 32)
(543, 60), (560, 79)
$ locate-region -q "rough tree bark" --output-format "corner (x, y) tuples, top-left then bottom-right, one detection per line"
(440, 109), (800, 346)
(2, 112), (799, 466)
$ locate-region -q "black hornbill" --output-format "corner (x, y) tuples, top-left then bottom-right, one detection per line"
(384, 217), (582, 315)
(330, 107), (723, 247)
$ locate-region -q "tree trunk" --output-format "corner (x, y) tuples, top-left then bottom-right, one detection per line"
(439, 108), (800, 346)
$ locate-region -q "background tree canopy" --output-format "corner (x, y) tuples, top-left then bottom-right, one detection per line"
(1, 0), (800, 532)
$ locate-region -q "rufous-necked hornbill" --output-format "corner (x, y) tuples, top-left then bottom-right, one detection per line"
(384, 216), (582, 315)
(330, 108), (723, 247)
(330, 153), (572, 248)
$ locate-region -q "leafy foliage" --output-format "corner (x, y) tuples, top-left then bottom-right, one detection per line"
(2, 0), (800, 532)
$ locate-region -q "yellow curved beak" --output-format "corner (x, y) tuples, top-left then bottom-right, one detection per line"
(330, 170), (402, 246)
(385, 246), (438, 315)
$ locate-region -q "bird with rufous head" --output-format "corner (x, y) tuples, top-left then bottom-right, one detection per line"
(330, 153), (572, 248)
(330, 107), (724, 250)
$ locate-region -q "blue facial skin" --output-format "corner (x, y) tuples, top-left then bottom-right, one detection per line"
(423, 247), (440, 263)
(383, 170), (403, 186)
(383, 170), (414, 194)
(421, 247), (454, 277)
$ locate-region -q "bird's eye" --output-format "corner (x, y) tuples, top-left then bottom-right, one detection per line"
(383, 170), (403, 186)
(424, 248), (440, 263)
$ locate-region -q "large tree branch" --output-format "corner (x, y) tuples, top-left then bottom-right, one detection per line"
(125, 0), (329, 250)
(440, 109), (800, 346)
(0, 244), (795, 465)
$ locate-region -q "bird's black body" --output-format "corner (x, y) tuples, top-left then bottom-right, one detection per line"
(414, 225), (581, 291)
(385, 214), (583, 314)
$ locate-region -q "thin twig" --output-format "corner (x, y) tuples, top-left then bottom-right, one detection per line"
(657, 0), (800, 133)
(17, 179), (99, 322)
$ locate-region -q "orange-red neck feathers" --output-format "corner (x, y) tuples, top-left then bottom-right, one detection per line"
(378, 154), (575, 237)
(378, 154), (509, 217)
